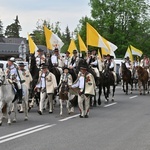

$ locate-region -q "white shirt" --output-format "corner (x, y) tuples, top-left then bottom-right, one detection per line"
(51, 55), (58, 65)
(36, 73), (46, 88)
(8, 64), (20, 81)
(72, 76), (84, 91)
(125, 62), (131, 69)
(36, 55), (45, 66)
(64, 57), (70, 67)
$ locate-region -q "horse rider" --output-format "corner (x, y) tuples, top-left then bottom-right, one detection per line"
(18, 62), (33, 112)
(71, 64), (96, 118)
(104, 54), (117, 85)
(5, 57), (23, 104)
(58, 67), (74, 112)
(64, 51), (71, 68)
(88, 49), (100, 81)
(140, 55), (150, 77)
(51, 48), (63, 74)
(35, 49), (46, 68)
(86, 50), (92, 64)
(34, 64), (57, 115)
(18, 62), (33, 90)
(69, 50), (79, 70)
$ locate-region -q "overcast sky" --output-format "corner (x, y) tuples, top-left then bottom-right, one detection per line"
(0, 0), (91, 38)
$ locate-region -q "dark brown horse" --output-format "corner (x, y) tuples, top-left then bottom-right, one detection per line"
(59, 81), (72, 115)
(121, 62), (133, 94)
(101, 63), (116, 103)
(136, 66), (149, 95)
(29, 54), (40, 109)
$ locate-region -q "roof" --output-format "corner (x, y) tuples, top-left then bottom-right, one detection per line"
(0, 43), (47, 55)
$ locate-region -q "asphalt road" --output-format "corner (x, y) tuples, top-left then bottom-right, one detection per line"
(0, 85), (150, 150)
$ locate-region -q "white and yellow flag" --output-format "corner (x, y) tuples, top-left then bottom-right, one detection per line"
(86, 22), (118, 53)
(44, 26), (64, 50)
(124, 47), (133, 63)
(78, 34), (87, 52)
(130, 45), (143, 57)
(28, 34), (38, 57)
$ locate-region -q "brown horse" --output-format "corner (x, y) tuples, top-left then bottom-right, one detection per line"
(136, 66), (149, 95)
(59, 81), (72, 116)
(121, 62), (133, 94)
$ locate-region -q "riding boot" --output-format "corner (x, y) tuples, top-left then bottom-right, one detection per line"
(18, 89), (23, 104)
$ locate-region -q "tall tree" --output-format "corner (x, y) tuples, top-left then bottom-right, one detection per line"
(5, 15), (22, 38)
(77, 0), (150, 57)
(61, 26), (71, 53)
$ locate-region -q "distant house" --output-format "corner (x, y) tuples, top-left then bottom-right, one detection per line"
(0, 37), (47, 60)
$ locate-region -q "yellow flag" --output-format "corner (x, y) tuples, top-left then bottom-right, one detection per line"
(130, 45), (143, 57)
(44, 26), (64, 50)
(68, 39), (77, 55)
(78, 34), (87, 52)
(86, 22), (118, 52)
(28, 34), (38, 55)
(124, 47), (133, 63)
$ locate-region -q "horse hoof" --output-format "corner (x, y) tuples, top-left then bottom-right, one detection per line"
(8, 123), (11, 125)
(98, 100), (101, 105)
(140, 93), (142, 95)
(0, 122), (2, 126)
(112, 99), (114, 102)
(12, 119), (16, 123)
(24, 118), (28, 121)
(19, 111), (24, 113)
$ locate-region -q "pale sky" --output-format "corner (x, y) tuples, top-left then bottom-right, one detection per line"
(0, 0), (91, 38)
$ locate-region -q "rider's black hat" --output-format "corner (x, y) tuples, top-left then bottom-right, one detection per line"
(41, 64), (48, 69)
(37, 48), (44, 52)
(18, 62), (26, 67)
(73, 50), (78, 54)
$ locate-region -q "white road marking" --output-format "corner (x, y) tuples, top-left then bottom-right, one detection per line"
(0, 123), (49, 140)
(59, 114), (79, 122)
(129, 95), (138, 99)
(104, 102), (117, 108)
(0, 124), (56, 144)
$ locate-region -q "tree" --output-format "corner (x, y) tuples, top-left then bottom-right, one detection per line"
(77, 0), (150, 57)
(61, 26), (71, 53)
(5, 15), (22, 38)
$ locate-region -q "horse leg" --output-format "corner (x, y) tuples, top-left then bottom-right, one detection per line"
(142, 82), (146, 95)
(126, 82), (128, 95)
(103, 86), (108, 103)
(0, 102), (4, 126)
(123, 81), (126, 93)
(59, 99), (63, 116)
(107, 85), (110, 102)
(7, 103), (13, 125)
(138, 80), (142, 95)
(112, 85), (115, 102)
(66, 100), (71, 115)
(98, 85), (102, 105)
(12, 102), (17, 123)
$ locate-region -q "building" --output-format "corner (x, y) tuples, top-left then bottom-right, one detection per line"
(0, 37), (47, 60)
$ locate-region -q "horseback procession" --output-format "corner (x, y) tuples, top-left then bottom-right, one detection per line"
(0, 25), (149, 126)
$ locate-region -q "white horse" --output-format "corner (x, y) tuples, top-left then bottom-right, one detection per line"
(0, 69), (29, 125)
(0, 69), (16, 125)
